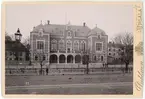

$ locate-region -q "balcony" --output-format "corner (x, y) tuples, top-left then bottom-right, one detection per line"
(50, 50), (57, 53)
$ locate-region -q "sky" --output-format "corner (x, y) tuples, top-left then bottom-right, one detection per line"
(5, 3), (133, 41)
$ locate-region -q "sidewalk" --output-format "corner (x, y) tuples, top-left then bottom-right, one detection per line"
(6, 71), (132, 76)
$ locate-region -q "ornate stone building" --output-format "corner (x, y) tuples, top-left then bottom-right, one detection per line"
(30, 21), (108, 67)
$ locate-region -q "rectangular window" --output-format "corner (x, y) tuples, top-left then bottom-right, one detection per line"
(37, 41), (44, 50)
(96, 43), (102, 51)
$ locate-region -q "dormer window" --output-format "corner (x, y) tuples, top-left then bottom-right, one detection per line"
(39, 28), (43, 36)
(98, 35), (101, 39)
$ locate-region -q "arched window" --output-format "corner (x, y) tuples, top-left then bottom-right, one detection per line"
(67, 40), (72, 53)
(80, 41), (86, 51)
(74, 41), (79, 51)
(101, 56), (103, 61)
(94, 56), (96, 61)
(39, 28), (43, 37)
(51, 40), (57, 51)
(67, 31), (72, 37)
(59, 40), (65, 51)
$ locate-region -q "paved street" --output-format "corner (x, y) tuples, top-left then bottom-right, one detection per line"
(6, 82), (133, 94)
(5, 73), (133, 94)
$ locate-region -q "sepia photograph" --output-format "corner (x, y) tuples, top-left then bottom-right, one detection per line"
(2, 2), (142, 96)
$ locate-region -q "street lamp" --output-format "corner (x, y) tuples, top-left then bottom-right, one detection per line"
(81, 51), (90, 74)
(15, 28), (22, 42)
(14, 28), (22, 70)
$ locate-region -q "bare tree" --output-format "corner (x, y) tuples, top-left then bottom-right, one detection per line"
(22, 36), (30, 52)
(5, 32), (12, 41)
(5, 32), (16, 41)
(81, 49), (91, 74)
(22, 36), (30, 47)
(9, 34), (15, 41)
(37, 51), (46, 75)
(112, 32), (133, 73)
(22, 36), (31, 64)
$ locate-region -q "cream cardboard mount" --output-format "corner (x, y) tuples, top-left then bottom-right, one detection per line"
(1, 1), (144, 98)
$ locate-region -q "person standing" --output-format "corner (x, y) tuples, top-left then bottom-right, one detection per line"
(46, 68), (49, 75)
(102, 62), (104, 71)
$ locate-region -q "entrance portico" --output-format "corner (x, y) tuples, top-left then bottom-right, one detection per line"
(49, 53), (82, 64)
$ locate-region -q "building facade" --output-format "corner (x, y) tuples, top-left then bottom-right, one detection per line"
(30, 21), (108, 67)
(5, 29), (30, 66)
(107, 42), (123, 64)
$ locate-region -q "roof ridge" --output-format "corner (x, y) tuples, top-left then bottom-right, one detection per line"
(44, 23), (90, 28)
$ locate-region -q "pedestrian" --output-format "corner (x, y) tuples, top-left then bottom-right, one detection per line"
(106, 63), (108, 70)
(102, 62), (104, 68)
(46, 68), (49, 75)
(102, 62), (104, 71)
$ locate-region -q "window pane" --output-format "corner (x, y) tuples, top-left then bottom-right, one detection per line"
(51, 40), (57, 51)
(37, 41), (44, 50)
(74, 42), (79, 51)
(59, 41), (64, 51)
(96, 43), (102, 51)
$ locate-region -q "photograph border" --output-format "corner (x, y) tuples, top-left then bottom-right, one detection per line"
(1, 1), (143, 98)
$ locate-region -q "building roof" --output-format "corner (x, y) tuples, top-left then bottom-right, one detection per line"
(108, 42), (124, 48)
(31, 23), (106, 37)
(5, 41), (28, 52)
(88, 26), (106, 36)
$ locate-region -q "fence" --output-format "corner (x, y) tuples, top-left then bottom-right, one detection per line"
(5, 66), (133, 75)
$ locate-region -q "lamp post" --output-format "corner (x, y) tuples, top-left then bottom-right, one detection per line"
(82, 51), (90, 75)
(14, 28), (22, 70)
(38, 49), (46, 75)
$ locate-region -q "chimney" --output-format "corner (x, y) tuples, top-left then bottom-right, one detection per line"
(83, 22), (86, 27)
(47, 20), (50, 25)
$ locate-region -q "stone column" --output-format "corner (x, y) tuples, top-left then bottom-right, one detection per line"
(81, 56), (82, 64)
(47, 54), (50, 68)
(65, 57), (67, 64)
(73, 56), (75, 64)
(57, 55), (59, 64)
